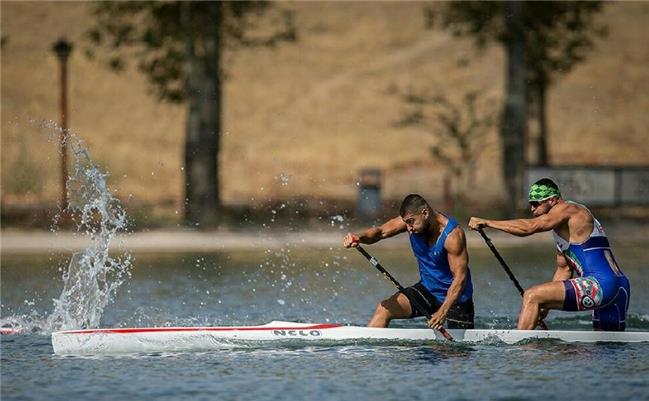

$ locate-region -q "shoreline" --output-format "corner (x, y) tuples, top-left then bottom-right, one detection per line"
(3, 225), (647, 254)
(1, 228), (555, 254)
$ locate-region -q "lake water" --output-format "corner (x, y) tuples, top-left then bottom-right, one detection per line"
(2, 244), (649, 401)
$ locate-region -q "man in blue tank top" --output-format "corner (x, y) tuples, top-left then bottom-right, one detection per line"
(343, 194), (474, 330)
(468, 178), (630, 331)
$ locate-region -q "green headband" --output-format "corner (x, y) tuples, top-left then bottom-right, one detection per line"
(528, 183), (561, 202)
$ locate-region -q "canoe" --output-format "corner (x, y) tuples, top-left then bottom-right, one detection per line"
(51, 321), (649, 355)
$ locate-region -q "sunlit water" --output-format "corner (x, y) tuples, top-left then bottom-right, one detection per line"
(2, 246), (649, 401)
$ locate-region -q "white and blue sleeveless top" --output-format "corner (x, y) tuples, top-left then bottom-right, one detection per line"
(552, 201), (625, 280)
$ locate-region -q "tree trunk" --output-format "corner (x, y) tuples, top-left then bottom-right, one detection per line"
(182, 3), (222, 226)
(536, 80), (549, 167)
(500, 1), (527, 216)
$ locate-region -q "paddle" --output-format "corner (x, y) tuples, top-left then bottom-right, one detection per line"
(476, 228), (549, 330)
(354, 245), (455, 341)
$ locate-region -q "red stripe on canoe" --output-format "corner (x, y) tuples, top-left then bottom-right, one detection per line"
(60, 323), (344, 335)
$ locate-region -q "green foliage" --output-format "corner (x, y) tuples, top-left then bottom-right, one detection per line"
(431, 2), (607, 89)
(434, 2), (502, 47)
(86, 1), (296, 103)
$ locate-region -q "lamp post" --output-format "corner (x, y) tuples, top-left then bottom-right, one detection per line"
(52, 37), (72, 211)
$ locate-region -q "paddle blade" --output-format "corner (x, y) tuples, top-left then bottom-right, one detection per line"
(438, 327), (454, 341)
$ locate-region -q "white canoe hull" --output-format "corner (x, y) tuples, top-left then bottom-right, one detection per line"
(51, 321), (649, 355)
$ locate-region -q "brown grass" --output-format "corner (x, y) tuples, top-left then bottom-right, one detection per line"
(2, 2), (648, 220)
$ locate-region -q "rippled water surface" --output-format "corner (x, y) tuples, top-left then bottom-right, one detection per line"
(2, 245), (649, 401)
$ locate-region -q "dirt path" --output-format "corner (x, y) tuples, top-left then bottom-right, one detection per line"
(1, 228), (556, 254)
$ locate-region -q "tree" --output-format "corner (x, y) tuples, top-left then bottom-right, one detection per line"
(86, 2), (296, 226)
(501, 1), (527, 215)
(396, 90), (496, 207)
(524, 3), (606, 166)
(431, 1), (606, 212)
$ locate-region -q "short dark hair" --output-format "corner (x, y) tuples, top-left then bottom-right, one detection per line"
(399, 194), (430, 217)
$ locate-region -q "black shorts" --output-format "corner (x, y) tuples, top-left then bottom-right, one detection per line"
(401, 282), (475, 329)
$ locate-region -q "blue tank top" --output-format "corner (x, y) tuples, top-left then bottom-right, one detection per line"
(408, 216), (473, 303)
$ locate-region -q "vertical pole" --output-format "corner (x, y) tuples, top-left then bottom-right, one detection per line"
(53, 38), (73, 211)
(60, 53), (69, 210)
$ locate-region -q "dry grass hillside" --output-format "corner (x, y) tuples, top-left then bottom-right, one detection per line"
(2, 2), (648, 223)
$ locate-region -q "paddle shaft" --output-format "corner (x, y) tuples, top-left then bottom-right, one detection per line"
(355, 245), (454, 341)
(477, 228), (549, 330)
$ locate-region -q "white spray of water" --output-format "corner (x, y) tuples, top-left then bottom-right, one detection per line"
(44, 132), (133, 331)
(0, 121), (133, 333)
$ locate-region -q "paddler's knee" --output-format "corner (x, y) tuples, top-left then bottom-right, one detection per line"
(375, 298), (397, 318)
(375, 301), (390, 315)
(522, 286), (543, 306)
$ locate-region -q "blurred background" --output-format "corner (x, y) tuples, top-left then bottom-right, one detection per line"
(3, 7), (649, 399)
(1, 1), (648, 230)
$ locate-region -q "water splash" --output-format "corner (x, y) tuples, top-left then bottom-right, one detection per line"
(45, 134), (132, 331)
(1, 122), (132, 333)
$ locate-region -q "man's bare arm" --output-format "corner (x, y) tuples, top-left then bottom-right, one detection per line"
(553, 251), (572, 281)
(438, 228), (469, 314)
(469, 203), (570, 237)
(343, 217), (406, 247)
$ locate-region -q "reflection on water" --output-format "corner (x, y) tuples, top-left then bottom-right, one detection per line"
(414, 342), (475, 365)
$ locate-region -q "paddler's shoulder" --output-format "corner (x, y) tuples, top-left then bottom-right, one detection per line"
(444, 224), (467, 254)
(553, 199), (586, 217)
